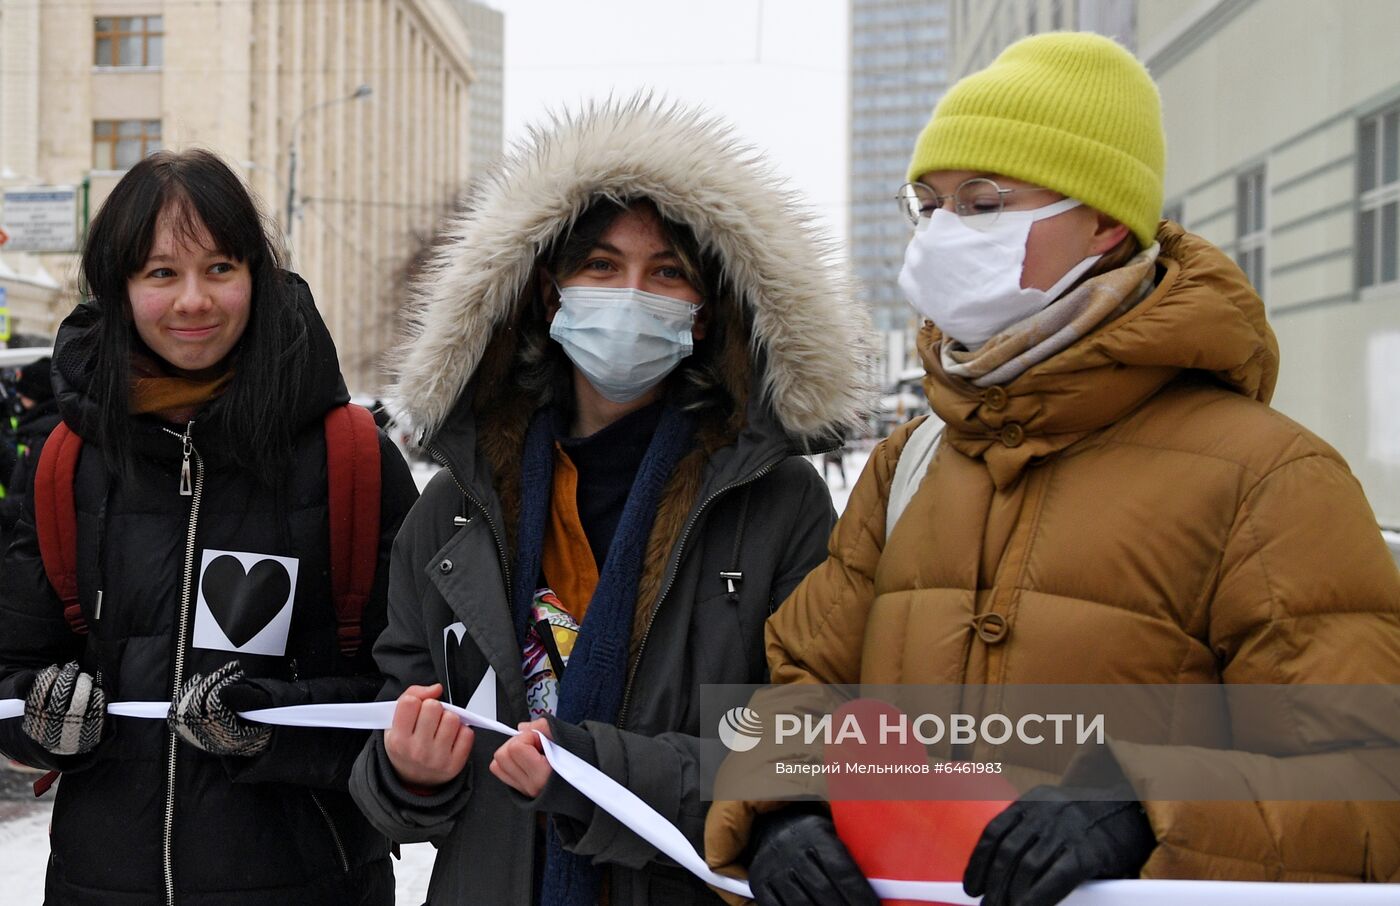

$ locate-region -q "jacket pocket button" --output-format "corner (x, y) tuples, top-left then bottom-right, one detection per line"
(439, 559), (454, 574)
(983, 386), (1008, 411)
(1000, 423), (1025, 447)
(971, 613), (1009, 644)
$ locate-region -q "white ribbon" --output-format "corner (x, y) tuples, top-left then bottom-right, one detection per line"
(2, 698), (1395, 904)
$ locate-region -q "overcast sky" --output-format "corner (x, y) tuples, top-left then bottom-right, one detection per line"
(483, 0), (850, 243)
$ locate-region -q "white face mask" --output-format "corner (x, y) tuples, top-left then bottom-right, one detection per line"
(548, 285), (699, 403)
(897, 197), (1102, 349)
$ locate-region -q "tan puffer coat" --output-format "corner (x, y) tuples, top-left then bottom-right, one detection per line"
(706, 222), (1400, 892)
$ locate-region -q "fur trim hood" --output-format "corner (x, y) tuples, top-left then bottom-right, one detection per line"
(390, 96), (874, 446)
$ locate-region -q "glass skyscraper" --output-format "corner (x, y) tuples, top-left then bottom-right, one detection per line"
(848, 0), (950, 335)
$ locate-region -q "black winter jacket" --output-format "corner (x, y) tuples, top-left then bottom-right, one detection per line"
(0, 278), (419, 906)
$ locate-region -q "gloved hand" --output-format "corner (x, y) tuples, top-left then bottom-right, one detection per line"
(22, 662), (107, 755)
(168, 662), (272, 756)
(748, 808), (880, 906)
(964, 783), (1155, 906)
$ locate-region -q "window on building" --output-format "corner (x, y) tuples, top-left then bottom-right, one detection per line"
(1358, 104), (1400, 289)
(94, 16), (164, 67)
(1235, 167), (1267, 291)
(93, 120), (162, 170)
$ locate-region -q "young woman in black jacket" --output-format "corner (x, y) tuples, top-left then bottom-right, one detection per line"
(0, 149), (418, 905)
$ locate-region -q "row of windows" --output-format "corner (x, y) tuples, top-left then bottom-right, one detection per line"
(853, 90), (943, 112)
(95, 16), (163, 68)
(853, 133), (927, 157)
(93, 120), (162, 170)
(851, 218), (915, 240)
(1235, 167), (1266, 292)
(1359, 105), (1400, 289)
(852, 25), (949, 48)
(852, 154), (917, 176)
(853, 48), (948, 70)
(852, 110), (935, 135)
(1166, 103), (1400, 296)
(852, 69), (946, 93)
(853, 4), (948, 28)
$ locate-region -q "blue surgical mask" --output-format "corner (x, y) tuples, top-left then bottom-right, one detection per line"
(548, 285), (700, 403)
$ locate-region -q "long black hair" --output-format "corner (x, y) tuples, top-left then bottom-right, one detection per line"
(78, 148), (307, 478)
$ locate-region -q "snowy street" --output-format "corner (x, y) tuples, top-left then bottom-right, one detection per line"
(0, 446), (873, 904)
(0, 765), (436, 905)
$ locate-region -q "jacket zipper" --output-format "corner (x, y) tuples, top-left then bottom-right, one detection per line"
(424, 443), (511, 591)
(309, 790), (351, 873)
(618, 460), (780, 729)
(161, 422), (203, 906)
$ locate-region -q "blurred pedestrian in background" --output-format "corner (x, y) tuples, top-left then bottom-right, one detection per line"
(0, 356), (60, 552)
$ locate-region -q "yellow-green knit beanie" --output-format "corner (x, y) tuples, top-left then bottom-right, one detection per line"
(907, 32), (1165, 247)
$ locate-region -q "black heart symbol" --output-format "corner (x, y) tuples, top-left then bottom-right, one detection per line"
(203, 555), (293, 648)
(443, 624), (467, 704)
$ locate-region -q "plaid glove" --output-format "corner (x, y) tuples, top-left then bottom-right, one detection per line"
(22, 662), (107, 755)
(168, 662), (272, 757)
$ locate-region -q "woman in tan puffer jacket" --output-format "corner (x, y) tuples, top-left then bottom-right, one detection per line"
(706, 31), (1400, 906)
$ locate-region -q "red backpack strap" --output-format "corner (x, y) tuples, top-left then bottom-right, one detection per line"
(324, 404), (382, 657)
(34, 423), (87, 635)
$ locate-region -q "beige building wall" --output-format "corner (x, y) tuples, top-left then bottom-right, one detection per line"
(0, 0), (65, 339)
(1140, 0), (1400, 527)
(8, 0), (474, 392)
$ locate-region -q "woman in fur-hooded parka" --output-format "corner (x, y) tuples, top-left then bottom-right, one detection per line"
(348, 98), (873, 905)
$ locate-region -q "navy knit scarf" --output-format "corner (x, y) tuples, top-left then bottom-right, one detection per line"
(511, 403), (696, 906)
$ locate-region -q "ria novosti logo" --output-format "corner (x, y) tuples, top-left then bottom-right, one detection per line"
(717, 706), (764, 752)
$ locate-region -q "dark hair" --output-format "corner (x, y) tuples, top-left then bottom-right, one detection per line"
(79, 148), (307, 478)
(515, 197), (739, 418)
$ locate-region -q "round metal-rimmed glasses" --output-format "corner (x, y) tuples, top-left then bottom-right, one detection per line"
(896, 177), (1057, 229)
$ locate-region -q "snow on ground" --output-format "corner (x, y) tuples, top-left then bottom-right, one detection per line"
(0, 447), (873, 904)
(806, 444), (873, 517)
(0, 797), (49, 906)
(0, 781), (436, 905)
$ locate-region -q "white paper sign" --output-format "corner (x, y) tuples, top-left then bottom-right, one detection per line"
(191, 549), (299, 656)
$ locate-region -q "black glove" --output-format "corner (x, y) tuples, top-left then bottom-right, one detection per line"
(964, 784), (1155, 906)
(22, 662), (106, 755)
(748, 808), (880, 906)
(168, 662), (272, 757)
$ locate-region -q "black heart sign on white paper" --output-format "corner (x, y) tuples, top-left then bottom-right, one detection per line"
(443, 622), (467, 704)
(192, 549), (300, 656)
(204, 555), (293, 647)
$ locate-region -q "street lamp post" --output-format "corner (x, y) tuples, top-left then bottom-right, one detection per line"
(284, 84), (371, 246)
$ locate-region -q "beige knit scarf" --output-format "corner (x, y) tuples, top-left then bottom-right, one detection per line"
(942, 243), (1160, 388)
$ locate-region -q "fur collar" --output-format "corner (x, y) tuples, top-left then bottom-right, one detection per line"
(389, 96), (874, 446)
